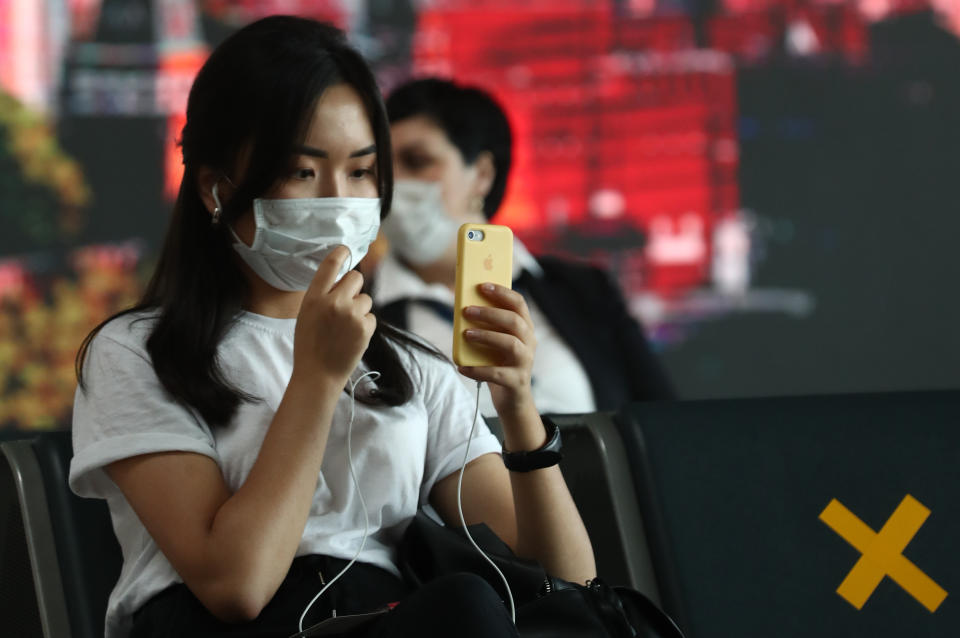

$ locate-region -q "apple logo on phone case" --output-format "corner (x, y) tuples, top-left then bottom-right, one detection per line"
(484, 254), (494, 271)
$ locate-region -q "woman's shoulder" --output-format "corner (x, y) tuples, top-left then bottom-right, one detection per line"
(534, 255), (628, 306)
(90, 308), (161, 357)
(75, 310), (164, 405)
(536, 254), (608, 283)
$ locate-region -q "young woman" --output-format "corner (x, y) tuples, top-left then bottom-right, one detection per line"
(69, 17), (594, 638)
(375, 78), (674, 418)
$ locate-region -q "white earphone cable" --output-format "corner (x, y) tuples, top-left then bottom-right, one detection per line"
(456, 380), (516, 624)
(297, 374), (515, 630)
(297, 370), (380, 632)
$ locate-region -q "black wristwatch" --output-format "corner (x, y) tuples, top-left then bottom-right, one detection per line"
(501, 417), (563, 472)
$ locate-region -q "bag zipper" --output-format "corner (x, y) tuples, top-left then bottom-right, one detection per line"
(541, 576), (553, 596)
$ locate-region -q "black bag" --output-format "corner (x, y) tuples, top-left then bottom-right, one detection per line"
(398, 511), (684, 638)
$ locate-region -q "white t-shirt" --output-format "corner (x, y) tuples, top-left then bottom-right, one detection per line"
(372, 241), (597, 417)
(69, 310), (501, 638)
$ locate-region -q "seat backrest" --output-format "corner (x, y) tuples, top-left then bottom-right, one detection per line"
(33, 431), (122, 638)
(485, 412), (661, 602)
(1, 431), (121, 638)
(0, 436), (46, 637)
(617, 390), (960, 638)
(8, 415), (662, 634)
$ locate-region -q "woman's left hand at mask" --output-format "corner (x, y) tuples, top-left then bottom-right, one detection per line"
(456, 283), (547, 451)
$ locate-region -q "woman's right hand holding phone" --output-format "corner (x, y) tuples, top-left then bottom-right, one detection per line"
(292, 245), (376, 388)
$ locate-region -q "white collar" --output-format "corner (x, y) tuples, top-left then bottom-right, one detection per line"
(512, 238), (543, 279)
(372, 254), (454, 307)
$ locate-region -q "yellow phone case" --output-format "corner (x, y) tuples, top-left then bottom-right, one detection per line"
(452, 223), (514, 367)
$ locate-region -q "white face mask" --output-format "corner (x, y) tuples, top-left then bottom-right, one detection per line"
(381, 179), (459, 266)
(216, 187), (381, 291)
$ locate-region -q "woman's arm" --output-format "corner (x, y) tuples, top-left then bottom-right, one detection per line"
(105, 247), (375, 622)
(430, 283), (596, 584)
(106, 373), (341, 622)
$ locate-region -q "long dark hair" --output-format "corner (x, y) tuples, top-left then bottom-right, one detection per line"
(77, 16), (435, 427)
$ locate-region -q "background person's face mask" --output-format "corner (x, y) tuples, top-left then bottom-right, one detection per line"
(221, 191), (381, 291)
(381, 179), (459, 266)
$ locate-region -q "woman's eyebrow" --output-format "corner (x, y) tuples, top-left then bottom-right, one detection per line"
(293, 144), (377, 158)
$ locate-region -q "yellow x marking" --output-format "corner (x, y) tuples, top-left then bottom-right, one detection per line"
(819, 494), (947, 612)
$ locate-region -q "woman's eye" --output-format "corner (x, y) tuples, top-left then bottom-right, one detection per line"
(400, 154), (430, 170)
(350, 166), (376, 180)
(292, 168), (315, 180)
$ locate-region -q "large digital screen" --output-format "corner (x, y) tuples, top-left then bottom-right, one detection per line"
(1, 0), (958, 430)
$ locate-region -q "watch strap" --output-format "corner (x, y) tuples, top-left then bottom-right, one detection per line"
(501, 416), (563, 472)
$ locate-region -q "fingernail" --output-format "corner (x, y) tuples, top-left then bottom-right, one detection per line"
(464, 329), (476, 338)
(482, 283), (495, 292)
(464, 306), (477, 316)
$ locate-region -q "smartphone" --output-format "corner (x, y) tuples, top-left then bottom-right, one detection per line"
(452, 223), (514, 367)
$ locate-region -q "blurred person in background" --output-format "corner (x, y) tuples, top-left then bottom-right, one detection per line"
(374, 78), (674, 417)
(69, 17), (594, 638)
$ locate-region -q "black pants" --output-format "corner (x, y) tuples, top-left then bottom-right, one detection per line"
(130, 555), (518, 638)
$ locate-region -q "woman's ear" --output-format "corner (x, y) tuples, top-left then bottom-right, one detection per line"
(196, 167), (221, 217)
(470, 151), (496, 200)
